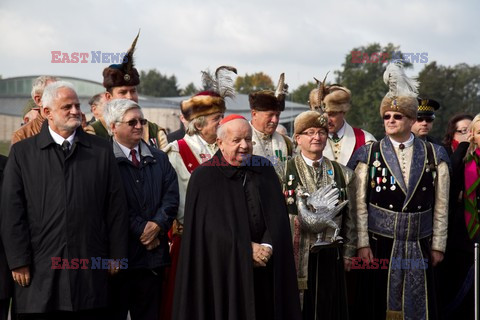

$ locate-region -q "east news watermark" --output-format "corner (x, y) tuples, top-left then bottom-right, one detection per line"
(351, 51), (429, 64)
(51, 257), (128, 269)
(351, 257), (429, 270)
(51, 51), (128, 64)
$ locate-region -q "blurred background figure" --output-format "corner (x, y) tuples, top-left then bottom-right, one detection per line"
(442, 113), (473, 157)
(87, 92), (107, 126)
(411, 98), (440, 144)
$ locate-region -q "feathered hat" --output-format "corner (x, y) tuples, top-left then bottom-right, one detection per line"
(102, 31), (140, 89)
(308, 73), (351, 113)
(249, 73), (288, 112)
(181, 66), (237, 121)
(380, 62), (419, 119)
(295, 75), (329, 135)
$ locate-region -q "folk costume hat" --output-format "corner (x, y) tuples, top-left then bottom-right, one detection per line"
(103, 31), (141, 89)
(180, 66), (237, 121)
(308, 73), (351, 113)
(295, 75), (329, 135)
(249, 73), (288, 112)
(380, 62), (419, 119)
(416, 98), (440, 119)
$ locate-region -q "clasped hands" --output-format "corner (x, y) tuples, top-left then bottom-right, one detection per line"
(252, 242), (273, 267)
(141, 221), (161, 250)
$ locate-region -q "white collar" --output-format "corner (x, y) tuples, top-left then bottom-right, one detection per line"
(329, 121), (346, 139)
(116, 141), (139, 159)
(390, 133), (414, 148)
(48, 126), (75, 146)
(301, 152), (323, 167)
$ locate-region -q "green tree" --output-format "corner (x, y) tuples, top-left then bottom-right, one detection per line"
(334, 43), (412, 138)
(138, 69), (180, 97)
(181, 82), (198, 96)
(290, 81), (317, 104)
(235, 72), (274, 94)
(417, 62), (480, 139)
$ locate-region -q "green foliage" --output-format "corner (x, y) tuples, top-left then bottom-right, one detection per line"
(334, 43), (413, 138)
(138, 69), (180, 97)
(290, 81), (317, 104)
(181, 82), (198, 96)
(417, 62), (480, 140)
(0, 141), (9, 156)
(235, 72), (274, 94)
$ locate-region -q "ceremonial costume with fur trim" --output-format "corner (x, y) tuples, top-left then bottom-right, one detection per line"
(173, 151), (301, 320)
(284, 154), (356, 320)
(349, 135), (449, 320)
(251, 124), (293, 179)
(324, 121), (376, 166)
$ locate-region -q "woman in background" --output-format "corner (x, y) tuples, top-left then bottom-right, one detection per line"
(442, 113), (473, 157)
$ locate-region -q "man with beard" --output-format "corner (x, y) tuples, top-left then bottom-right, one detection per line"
(1, 81), (128, 319)
(249, 73), (293, 179)
(173, 115), (301, 320)
(349, 63), (449, 320)
(308, 79), (376, 166)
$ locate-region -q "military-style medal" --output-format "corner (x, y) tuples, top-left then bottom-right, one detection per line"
(390, 176), (396, 191)
(286, 189), (295, 204)
(373, 152), (381, 168)
(370, 167), (376, 188)
(287, 174), (294, 186)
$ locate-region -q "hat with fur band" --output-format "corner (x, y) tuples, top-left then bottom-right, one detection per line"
(103, 31), (141, 89)
(181, 66), (237, 121)
(380, 62), (419, 119)
(308, 74), (351, 113)
(294, 111), (328, 135)
(249, 73), (288, 112)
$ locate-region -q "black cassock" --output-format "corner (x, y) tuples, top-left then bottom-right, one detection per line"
(173, 151), (301, 320)
(0, 123), (129, 313)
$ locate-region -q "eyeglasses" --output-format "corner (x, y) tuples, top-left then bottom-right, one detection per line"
(455, 129), (469, 135)
(300, 130), (327, 138)
(417, 117), (434, 123)
(119, 118), (147, 127)
(383, 114), (405, 121)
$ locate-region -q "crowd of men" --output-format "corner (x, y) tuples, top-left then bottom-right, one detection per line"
(0, 33), (478, 320)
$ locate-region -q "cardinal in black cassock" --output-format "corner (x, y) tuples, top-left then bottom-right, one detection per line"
(172, 115), (301, 320)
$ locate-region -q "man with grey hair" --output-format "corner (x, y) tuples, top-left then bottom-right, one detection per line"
(173, 114), (301, 320)
(85, 93), (109, 138)
(103, 99), (179, 320)
(86, 92), (107, 126)
(1, 81), (129, 319)
(11, 75), (58, 145)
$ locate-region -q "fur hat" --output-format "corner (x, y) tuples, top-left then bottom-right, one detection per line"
(308, 74), (351, 113)
(294, 111), (328, 135)
(249, 73), (288, 112)
(103, 32), (140, 89)
(380, 62), (419, 119)
(181, 66), (237, 121)
(417, 98), (440, 119)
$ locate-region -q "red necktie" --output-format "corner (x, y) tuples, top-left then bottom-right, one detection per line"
(130, 149), (140, 167)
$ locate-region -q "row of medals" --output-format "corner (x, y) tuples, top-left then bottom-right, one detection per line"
(285, 174), (295, 204)
(371, 158), (396, 192)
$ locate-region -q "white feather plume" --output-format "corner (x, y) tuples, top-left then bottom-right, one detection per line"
(201, 66), (237, 99)
(274, 73), (288, 98)
(383, 62), (419, 98)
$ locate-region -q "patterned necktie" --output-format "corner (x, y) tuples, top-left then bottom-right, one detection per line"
(61, 140), (71, 157)
(332, 133), (341, 143)
(130, 149), (140, 167)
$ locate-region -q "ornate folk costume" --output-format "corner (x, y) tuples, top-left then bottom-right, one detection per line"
(350, 135), (449, 320)
(284, 154), (356, 320)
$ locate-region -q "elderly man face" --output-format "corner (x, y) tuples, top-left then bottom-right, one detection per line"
(218, 119), (253, 166)
(44, 87), (81, 137)
(251, 110), (281, 135)
(107, 85), (139, 103)
(383, 111), (415, 140)
(112, 107), (145, 149)
(295, 127), (328, 160)
(198, 112), (224, 144)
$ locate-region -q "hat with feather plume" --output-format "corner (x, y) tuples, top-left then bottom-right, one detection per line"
(308, 72), (351, 113)
(103, 31), (140, 89)
(249, 73), (288, 112)
(181, 66), (237, 121)
(380, 62), (419, 119)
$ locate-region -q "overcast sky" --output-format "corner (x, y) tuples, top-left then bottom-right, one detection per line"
(1, 0), (478, 91)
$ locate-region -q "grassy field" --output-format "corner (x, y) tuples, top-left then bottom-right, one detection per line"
(0, 141), (10, 156)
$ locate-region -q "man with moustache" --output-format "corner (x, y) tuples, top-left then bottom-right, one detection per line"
(1, 81), (128, 319)
(284, 109), (356, 319)
(349, 63), (449, 320)
(173, 115), (301, 320)
(249, 73), (293, 178)
(308, 79), (376, 166)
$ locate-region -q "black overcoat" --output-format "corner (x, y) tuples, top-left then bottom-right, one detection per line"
(0, 155), (12, 300)
(172, 151), (301, 320)
(0, 123), (129, 313)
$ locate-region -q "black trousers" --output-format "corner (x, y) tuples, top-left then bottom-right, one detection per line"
(108, 268), (163, 320)
(0, 299), (9, 320)
(16, 309), (106, 320)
